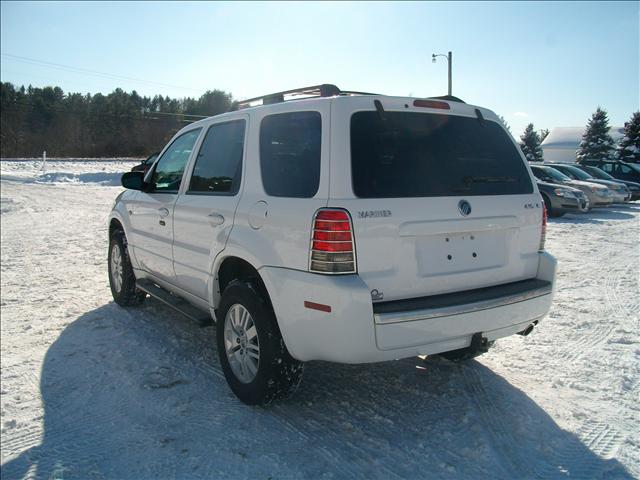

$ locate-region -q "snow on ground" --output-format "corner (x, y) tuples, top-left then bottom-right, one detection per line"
(0, 159), (638, 480)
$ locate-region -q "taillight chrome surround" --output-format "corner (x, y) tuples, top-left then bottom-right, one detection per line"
(309, 208), (357, 274)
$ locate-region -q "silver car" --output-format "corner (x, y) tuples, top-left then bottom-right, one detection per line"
(547, 164), (631, 203)
(530, 165), (614, 208)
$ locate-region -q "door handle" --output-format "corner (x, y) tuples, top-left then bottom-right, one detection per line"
(158, 208), (170, 218)
(207, 212), (225, 226)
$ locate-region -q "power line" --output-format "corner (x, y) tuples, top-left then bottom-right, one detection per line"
(1, 53), (203, 93)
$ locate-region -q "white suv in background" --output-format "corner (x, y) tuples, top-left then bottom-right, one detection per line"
(108, 84), (557, 405)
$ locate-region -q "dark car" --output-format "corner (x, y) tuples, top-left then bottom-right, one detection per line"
(546, 163), (632, 203)
(578, 159), (640, 183)
(575, 165), (640, 201)
(131, 152), (159, 174)
(537, 180), (589, 217)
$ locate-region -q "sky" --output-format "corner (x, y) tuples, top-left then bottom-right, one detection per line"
(1, 1), (638, 135)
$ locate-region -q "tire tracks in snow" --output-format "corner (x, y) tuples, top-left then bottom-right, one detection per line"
(533, 421), (625, 479)
(460, 363), (533, 479)
(560, 243), (637, 363)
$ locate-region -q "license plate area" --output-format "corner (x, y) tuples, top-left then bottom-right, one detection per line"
(415, 230), (509, 276)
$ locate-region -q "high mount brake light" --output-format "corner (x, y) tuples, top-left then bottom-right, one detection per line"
(309, 209), (356, 274)
(413, 99), (451, 110)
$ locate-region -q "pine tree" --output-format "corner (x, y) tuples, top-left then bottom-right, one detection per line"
(617, 112), (640, 163)
(498, 115), (511, 133)
(519, 123), (544, 162)
(538, 129), (550, 143)
(576, 107), (615, 162)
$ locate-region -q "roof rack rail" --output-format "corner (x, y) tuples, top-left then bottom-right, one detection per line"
(237, 84), (379, 109)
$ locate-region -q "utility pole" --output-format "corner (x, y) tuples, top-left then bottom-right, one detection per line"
(432, 51), (453, 96)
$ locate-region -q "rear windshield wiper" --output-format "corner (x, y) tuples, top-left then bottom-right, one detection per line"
(462, 176), (518, 184)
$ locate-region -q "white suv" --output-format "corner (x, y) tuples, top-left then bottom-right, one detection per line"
(108, 84), (557, 405)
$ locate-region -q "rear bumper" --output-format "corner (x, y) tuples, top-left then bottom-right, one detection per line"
(260, 252), (557, 363)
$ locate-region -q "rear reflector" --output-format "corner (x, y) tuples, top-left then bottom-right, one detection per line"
(413, 99), (451, 110)
(304, 301), (332, 313)
(309, 208), (356, 274)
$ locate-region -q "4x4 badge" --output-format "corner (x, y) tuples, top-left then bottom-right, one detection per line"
(458, 200), (472, 216)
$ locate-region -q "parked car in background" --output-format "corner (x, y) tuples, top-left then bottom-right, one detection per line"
(546, 163), (631, 203)
(108, 85), (557, 404)
(536, 181), (589, 217)
(575, 165), (640, 201)
(131, 152), (159, 174)
(578, 159), (640, 183)
(529, 164), (613, 208)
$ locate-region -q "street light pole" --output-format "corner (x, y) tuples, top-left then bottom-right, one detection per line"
(432, 51), (453, 96)
(447, 51), (452, 96)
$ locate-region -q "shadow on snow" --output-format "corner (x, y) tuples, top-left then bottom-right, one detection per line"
(1, 301), (633, 479)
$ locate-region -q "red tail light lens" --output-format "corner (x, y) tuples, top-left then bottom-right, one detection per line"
(539, 200), (547, 251)
(310, 208), (356, 274)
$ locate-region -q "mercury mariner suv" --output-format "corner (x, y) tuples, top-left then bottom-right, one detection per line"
(108, 84), (557, 405)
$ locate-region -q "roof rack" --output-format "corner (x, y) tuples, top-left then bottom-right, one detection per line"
(237, 84), (379, 109)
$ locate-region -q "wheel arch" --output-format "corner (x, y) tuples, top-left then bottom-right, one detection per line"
(212, 255), (273, 313)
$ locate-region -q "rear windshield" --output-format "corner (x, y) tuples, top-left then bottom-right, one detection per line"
(350, 111), (533, 198)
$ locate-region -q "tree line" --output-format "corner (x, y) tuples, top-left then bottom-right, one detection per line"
(519, 108), (640, 163)
(0, 82), (234, 157)
(1, 81), (639, 162)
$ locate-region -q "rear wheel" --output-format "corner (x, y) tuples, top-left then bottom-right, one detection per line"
(217, 280), (303, 405)
(108, 229), (146, 306)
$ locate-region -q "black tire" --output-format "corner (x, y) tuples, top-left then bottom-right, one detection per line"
(216, 280), (304, 405)
(541, 194), (564, 218)
(108, 229), (146, 306)
(438, 341), (494, 363)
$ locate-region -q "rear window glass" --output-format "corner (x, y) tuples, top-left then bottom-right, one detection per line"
(260, 111), (321, 198)
(351, 112), (533, 198)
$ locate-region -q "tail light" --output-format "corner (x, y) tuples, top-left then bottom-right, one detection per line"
(309, 209), (356, 274)
(539, 201), (547, 251)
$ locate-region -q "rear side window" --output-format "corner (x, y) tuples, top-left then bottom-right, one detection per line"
(188, 120), (245, 195)
(351, 112), (533, 198)
(260, 111), (321, 198)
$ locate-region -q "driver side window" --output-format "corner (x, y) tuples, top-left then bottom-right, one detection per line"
(150, 128), (202, 192)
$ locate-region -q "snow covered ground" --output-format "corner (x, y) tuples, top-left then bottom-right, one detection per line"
(1, 159), (638, 479)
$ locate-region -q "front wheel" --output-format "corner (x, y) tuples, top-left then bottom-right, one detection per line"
(542, 194), (564, 218)
(217, 280), (303, 405)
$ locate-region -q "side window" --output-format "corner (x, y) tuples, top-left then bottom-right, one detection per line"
(188, 120), (245, 195)
(602, 163), (613, 173)
(620, 165), (631, 174)
(260, 111), (321, 198)
(151, 128), (202, 192)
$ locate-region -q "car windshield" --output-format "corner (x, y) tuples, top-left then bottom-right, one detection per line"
(584, 166), (615, 180)
(558, 165), (593, 181)
(539, 166), (572, 182)
(625, 163), (640, 174)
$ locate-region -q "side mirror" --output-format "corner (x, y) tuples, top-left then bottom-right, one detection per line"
(121, 171), (145, 190)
